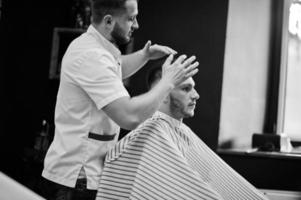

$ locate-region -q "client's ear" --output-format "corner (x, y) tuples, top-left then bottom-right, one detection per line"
(162, 95), (170, 104)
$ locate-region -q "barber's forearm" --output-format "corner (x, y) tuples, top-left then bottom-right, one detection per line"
(102, 78), (173, 130)
(121, 49), (149, 79)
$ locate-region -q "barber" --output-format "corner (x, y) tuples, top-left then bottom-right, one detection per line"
(42, 0), (199, 199)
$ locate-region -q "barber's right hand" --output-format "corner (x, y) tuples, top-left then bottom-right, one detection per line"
(161, 54), (199, 88)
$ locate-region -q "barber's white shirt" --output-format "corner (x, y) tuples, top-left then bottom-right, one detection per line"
(42, 25), (129, 190)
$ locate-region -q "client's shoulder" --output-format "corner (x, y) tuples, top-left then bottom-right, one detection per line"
(133, 116), (169, 137)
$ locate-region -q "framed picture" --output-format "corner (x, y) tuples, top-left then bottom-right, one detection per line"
(49, 27), (85, 79)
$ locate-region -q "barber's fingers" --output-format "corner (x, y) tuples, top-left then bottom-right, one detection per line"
(144, 40), (152, 49)
(163, 54), (198, 76)
(173, 55), (187, 65)
(184, 61), (199, 77)
(185, 68), (199, 78)
(163, 54), (174, 67)
(163, 46), (177, 55)
(182, 55), (196, 68)
(185, 61), (199, 71)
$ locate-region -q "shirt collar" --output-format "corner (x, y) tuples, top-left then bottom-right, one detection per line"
(153, 111), (182, 128)
(87, 25), (121, 59)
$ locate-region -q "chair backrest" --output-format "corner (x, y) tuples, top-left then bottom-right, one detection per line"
(0, 171), (45, 200)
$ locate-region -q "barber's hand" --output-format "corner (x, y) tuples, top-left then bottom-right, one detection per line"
(143, 40), (177, 60)
(161, 54), (199, 88)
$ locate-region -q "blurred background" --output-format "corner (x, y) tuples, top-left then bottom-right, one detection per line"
(1, 0), (301, 198)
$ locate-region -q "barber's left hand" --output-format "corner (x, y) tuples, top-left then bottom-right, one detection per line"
(143, 40), (177, 60)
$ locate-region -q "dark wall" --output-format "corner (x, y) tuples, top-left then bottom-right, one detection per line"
(1, 0), (228, 193)
(129, 0), (229, 149)
(1, 0), (73, 183)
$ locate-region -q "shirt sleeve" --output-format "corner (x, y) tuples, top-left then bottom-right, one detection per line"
(74, 49), (129, 110)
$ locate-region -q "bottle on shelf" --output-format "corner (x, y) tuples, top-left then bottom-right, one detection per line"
(33, 119), (50, 162)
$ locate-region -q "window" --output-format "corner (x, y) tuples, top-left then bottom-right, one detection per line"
(219, 0), (301, 149)
(218, 0), (272, 149)
(277, 0), (301, 141)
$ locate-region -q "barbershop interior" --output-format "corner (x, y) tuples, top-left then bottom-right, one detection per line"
(1, 0), (301, 199)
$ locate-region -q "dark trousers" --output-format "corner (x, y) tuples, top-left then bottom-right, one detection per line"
(43, 178), (97, 200)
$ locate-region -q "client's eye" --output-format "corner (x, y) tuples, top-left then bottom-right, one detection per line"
(129, 16), (136, 22)
(182, 87), (191, 92)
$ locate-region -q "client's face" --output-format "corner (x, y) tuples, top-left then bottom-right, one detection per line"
(169, 78), (199, 120)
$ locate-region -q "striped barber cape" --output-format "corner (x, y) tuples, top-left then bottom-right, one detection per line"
(96, 111), (268, 200)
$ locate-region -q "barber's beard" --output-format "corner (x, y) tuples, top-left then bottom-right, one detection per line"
(111, 23), (131, 46)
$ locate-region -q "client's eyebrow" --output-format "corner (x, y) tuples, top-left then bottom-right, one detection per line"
(180, 82), (195, 88)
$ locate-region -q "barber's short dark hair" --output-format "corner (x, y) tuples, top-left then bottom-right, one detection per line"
(90, 0), (137, 24)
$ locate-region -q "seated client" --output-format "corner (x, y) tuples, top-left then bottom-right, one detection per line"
(96, 64), (268, 200)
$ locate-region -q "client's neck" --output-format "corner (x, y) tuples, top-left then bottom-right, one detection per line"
(158, 107), (183, 122)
